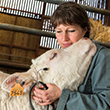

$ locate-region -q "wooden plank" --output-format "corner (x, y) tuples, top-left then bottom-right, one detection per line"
(106, 0), (110, 26)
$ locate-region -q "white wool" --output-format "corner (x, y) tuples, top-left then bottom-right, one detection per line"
(0, 38), (96, 110)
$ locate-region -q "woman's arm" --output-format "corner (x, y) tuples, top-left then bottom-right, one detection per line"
(57, 45), (110, 110)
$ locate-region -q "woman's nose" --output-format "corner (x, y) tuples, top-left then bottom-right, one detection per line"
(62, 32), (69, 41)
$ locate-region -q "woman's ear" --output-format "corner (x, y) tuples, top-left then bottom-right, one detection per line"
(83, 27), (88, 35)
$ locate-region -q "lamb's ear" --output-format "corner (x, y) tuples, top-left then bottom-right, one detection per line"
(1, 74), (21, 93)
(87, 41), (97, 56)
(2, 72), (34, 93)
(79, 38), (96, 56)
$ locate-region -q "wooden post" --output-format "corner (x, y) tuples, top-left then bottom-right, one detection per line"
(106, 0), (110, 26)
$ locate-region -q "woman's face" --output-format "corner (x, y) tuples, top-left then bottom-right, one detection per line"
(55, 24), (87, 48)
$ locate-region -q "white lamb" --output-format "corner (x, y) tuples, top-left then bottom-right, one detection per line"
(0, 38), (96, 110)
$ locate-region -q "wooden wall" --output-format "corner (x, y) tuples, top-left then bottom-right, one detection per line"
(106, 0), (110, 26)
(0, 13), (49, 73)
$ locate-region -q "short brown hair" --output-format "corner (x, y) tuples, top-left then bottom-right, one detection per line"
(51, 2), (90, 38)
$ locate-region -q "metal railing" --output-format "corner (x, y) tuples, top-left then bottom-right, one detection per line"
(39, 0), (110, 16)
(0, 59), (30, 70)
(0, 22), (110, 48)
(0, 0), (110, 70)
(0, 22), (55, 38)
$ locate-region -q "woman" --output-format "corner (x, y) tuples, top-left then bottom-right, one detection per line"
(32, 2), (110, 110)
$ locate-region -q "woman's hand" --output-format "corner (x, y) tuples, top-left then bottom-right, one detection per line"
(32, 83), (62, 106)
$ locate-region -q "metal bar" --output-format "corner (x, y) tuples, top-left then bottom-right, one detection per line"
(0, 60), (30, 70)
(0, 22), (56, 38)
(38, 0), (63, 4)
(0, 6), (41, 17)
(0, 47), (49, 70)
(0, 22), (110, 48)
(93, 40), (110, 48)
(0, 42), (36, 51)
(0, 53), (32, 60)
(38, 0), (110, 16)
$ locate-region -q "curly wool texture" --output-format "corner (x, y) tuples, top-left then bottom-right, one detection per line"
(0, 70), (51, 110)
(0, 38), (96, 110)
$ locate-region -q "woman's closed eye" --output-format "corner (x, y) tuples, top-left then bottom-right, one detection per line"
(68, 30), (75, 32)
(56, 31), (61, 33)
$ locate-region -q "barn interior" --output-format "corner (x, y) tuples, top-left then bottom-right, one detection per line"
(0, 0), (110, 74)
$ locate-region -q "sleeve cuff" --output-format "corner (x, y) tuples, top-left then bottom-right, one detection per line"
(56, 89), (70, 110)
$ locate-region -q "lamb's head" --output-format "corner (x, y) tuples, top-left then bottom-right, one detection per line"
(1, 38), (96, 94)
(31, 38), (97, 90)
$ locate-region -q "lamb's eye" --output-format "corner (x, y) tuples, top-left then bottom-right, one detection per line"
(50, 53), (57, 60)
